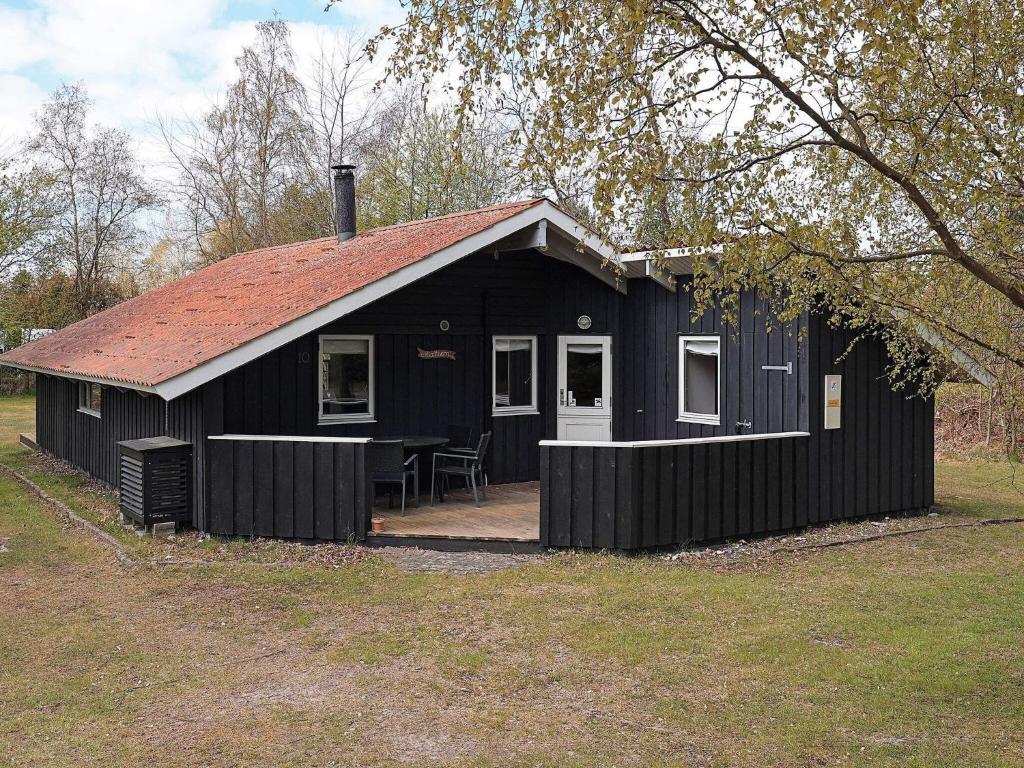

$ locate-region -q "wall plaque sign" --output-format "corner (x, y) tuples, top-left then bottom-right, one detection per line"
(824, 374), (842, 430)
(577, 314), (592, 330)
(417, 347), (456, 361)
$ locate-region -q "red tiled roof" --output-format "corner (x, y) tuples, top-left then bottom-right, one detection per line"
(0, 199), (545, 390)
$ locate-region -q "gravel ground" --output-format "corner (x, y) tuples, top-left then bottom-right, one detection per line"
(374, 546), (540, 573)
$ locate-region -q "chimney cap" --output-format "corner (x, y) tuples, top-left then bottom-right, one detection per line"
(331, 163), (356, 173)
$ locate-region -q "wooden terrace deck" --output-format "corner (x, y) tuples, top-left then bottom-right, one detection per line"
(371, 482), (540, 541)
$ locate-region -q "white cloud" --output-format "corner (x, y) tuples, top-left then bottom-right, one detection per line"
(0, 75), (48, 143)
(0, 0), (403, 146)
(0, 7), (46, 71)
(324, 0), (404, 32)
(0, 0), (440, 210)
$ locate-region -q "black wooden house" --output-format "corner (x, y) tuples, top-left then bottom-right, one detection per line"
(0, 167), (935, 550)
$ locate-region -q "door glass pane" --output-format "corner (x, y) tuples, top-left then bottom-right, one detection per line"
(566, 343), (603, 407)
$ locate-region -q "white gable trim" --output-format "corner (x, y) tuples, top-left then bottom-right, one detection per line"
(148, 200), (619, 400)
(910, 320), (996, 387)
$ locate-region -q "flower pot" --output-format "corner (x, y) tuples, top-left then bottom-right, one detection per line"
(371, 517), (386, 533)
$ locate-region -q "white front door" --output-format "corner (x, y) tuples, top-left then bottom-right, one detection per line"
(556, 335), (612, 441)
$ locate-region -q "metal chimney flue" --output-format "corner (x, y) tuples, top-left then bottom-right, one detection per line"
(331, 163), (356, 242)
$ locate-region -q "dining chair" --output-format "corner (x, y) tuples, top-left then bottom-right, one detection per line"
(367, 440), (418, 515)
(446, 424), (476, 451)
(431, 432), (491, 507)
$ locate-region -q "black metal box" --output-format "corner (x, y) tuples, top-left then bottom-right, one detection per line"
(117, 436), (193, 528)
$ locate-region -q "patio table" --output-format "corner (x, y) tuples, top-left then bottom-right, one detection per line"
(379, 436), (449, 451)
(376, 436), (449, 497)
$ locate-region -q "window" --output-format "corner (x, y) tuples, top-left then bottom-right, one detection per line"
(78, 381), (102, 417)
(319, 335), (374, 423)
(678, 336), (720, 424)
(492, 336), (538, 415)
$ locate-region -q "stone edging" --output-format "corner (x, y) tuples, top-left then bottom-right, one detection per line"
(1, 461), (135, 566)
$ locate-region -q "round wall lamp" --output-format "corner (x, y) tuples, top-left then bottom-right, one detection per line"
(577, 315), (592, 330)
(439, 320), (451, 331)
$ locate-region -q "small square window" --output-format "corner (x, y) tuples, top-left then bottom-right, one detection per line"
(493, 336), (538, 415)
(319, 335), (374, 423)
(78, 382), (102, 417)
(678, 336), (720, 424)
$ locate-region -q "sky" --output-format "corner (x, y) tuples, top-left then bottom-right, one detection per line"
(0, 0), (406, 165)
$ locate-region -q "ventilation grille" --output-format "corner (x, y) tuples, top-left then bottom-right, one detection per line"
(119, 454), (145, 519)
(118, 437), (192, 527)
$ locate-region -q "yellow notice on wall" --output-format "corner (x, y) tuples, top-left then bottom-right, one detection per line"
(824, 375), (842, 430)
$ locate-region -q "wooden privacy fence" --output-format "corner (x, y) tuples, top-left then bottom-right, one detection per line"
(539, 432), (812, 549)
(207, 435), (371, 541)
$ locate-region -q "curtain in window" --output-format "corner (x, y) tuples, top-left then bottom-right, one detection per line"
(682, 339), (718, 416)
(495, 338), (534, 409)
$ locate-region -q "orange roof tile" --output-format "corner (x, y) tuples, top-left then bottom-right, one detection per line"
(0, 199), (544, 391)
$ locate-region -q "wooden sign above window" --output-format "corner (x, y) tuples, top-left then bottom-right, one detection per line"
(417, 347), (456, 361)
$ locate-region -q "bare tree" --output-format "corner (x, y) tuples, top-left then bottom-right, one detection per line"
(304, 30), (376, 232)
(162, 18), (520, 262)
(0, 154), (53, 279)
(29, 83), (156, 320)
(163, 18), (345, 263)
(354, 86), (521, 229)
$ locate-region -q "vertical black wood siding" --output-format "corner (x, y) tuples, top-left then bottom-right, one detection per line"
(33, 374), (218, 530)
(35, 374), (165, 486)
(29, 242), (934, 545)
(206, 437), (369, 541)
(616, 278), (809, 441)
(540, 318), (934, 550)
(217, 250), (591, 485)
(541, 435), (813, 549)
(212, 250), (815, 486)
(804, 316), (935, 523)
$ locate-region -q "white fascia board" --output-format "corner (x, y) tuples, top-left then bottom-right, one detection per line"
(887, 309), (995, 387)
(153, 200), (607, 400)
(912, 321), (996, 387)
(0, 360), (163, 396)
(209, 434), (373, 444)
(621, 245), (722, 261)
(541, 205), (621, 267)
(544, 232), (627, 294)
(540, 213), (626, 293)
(645, 261), (676, 292)
(621, 250), (696, 277)
(539, 430), (810, 448)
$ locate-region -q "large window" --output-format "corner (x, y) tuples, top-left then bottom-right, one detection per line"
(492, 336), (538, 415)
(678, 336), (720, 424)
(78, 381), (102, 418)
(319, 335), (374, 423)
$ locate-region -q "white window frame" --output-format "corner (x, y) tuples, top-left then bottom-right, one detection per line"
(677, 335), (721, 425)
(318, 334), (375, 425)
(492, 335), (539, 416)
(77, 381), (102, 418)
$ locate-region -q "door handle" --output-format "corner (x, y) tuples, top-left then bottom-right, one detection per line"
(560, 388), (565, 406)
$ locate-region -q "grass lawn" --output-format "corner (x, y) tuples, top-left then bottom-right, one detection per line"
(2, 396), (1023, 767)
